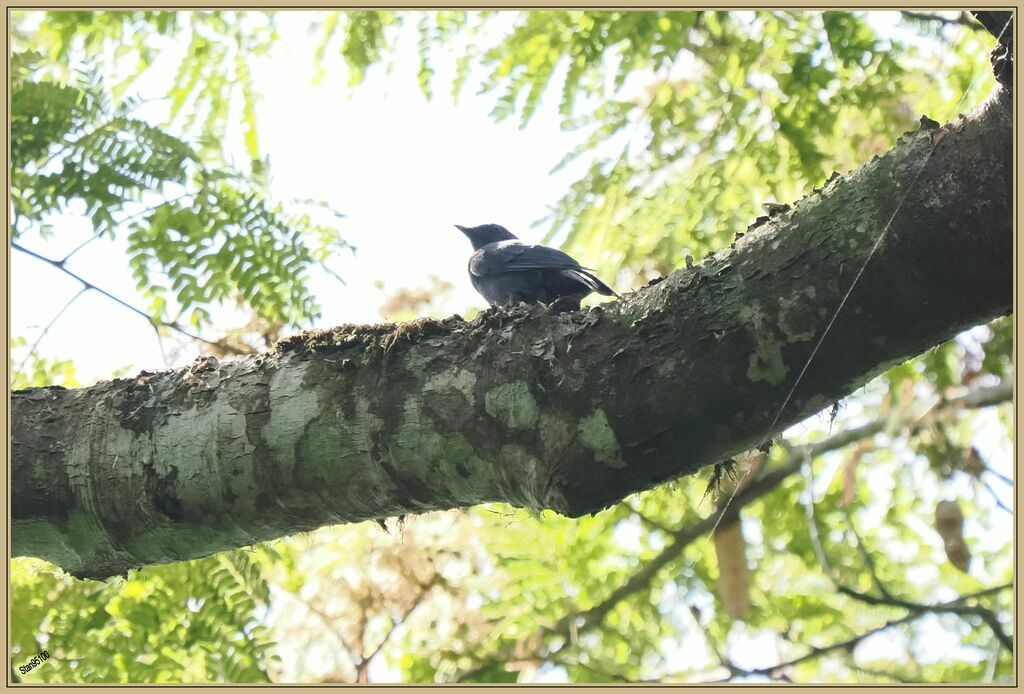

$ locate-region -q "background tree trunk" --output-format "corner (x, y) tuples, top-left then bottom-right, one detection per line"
(12, 87), (1012, 580)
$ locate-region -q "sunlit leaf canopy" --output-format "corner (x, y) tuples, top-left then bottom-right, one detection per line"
(10, 10), (1012, 684)
(12, 14), (348, 336)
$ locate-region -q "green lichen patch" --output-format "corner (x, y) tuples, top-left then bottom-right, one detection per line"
(484, 381), (539, 430)
(577, 409), (625, 468)
(747, 343), (787, 384)
(740, 303), (789, 385)
(539, 412), (572, 456)
(424, 368), (477, 404)
(423, 369), (479, 426)
(777, 287), (819, 343)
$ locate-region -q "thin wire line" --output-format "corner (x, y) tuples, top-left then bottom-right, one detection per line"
(708, 15), (1013, 536)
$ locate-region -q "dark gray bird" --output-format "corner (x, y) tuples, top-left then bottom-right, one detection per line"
(456, 223), (618, 307)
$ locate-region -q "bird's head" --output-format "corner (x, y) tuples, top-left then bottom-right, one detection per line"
(455, 223), (518, 250)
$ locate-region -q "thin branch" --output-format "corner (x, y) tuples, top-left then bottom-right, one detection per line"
(358, 581), (436, 677)
(451, 381), (1012, 682)
(801, 452), (832, 576)
(805, 457), (1013, 653)
(842, 505), (894, 600)
(687, 604), (733, 674)
(837, 581), (1012, 611)
(12, 241), (250, 356)
(59, 193), (193, 264)
(970, 11), (1014, 44)
(712, 613), (920, 682)
(983, 466), (1013, 488)
(836, 582), (1013, 653)
(974, 608), (1014, 654)
(353, 611), (370, 683)
(629, 506), (677, 536)
(801, 434), (1014, 654)
(901, 11), (986, 31)
(947, 582), (1016, 604)
(976, 475), (1013, 515)
(59, 232), (106, 265)
(15, 287), (88, 376)
(295, 595), (358, 656)
(321, 263), (348, 288)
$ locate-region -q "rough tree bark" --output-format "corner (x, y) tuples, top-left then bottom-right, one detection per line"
(12, 57), (1013, 580)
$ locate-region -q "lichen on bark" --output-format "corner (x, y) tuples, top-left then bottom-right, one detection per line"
(11, 89), (1012, 580)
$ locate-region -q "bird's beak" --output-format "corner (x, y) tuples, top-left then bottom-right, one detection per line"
(454, 224), (470, 236)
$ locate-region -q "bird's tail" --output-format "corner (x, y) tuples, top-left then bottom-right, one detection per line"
(564, 268), (621, 299)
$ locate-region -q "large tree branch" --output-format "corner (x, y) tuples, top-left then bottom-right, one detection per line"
(450, 380), (1011, 682)
(971, 11), (1014, 87)
(12, 86), (1012, 579)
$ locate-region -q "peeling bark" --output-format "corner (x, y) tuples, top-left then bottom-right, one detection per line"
(12, 89), (1012, 580)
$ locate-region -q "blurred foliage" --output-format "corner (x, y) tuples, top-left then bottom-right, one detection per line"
(10, 42), (349, 331)
(11, 550), (277, 682)
(376, 275), (455, 322)
(303, 10), (998, 284)
(9, 337), (81, 390)
(12, 10), (277, 166)
(10, 9), (1012, 685)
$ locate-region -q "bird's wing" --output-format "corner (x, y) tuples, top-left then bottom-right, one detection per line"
(469, 241), (584, 277)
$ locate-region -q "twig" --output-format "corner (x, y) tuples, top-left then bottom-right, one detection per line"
(357, 581), (435, 676)
(842, 505), (894, 600)
(15, 287), (88, 376)
(801, 450), (831, 576)
(59, 193), (193, 263)
(60, 232), (106, 264)
(630, 506), (678, 535)
(970, 11), (1015, 44)
(452, 381), (1012, 682)
(983, 466), (1013, 488)
(321, 263), (348, 287)
(805, 458), (1013, 653)
(13, 241), (249, 356)
(687, 604), (734, 674)
(296, 595), (359, 655)
(836, 582), (1013, 653)
(976, 475), (1013, 515)
(713, 613), (920, 682)
(901, 11), (986, 31)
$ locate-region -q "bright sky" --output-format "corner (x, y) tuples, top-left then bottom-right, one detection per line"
(12, 11), (594, 383)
